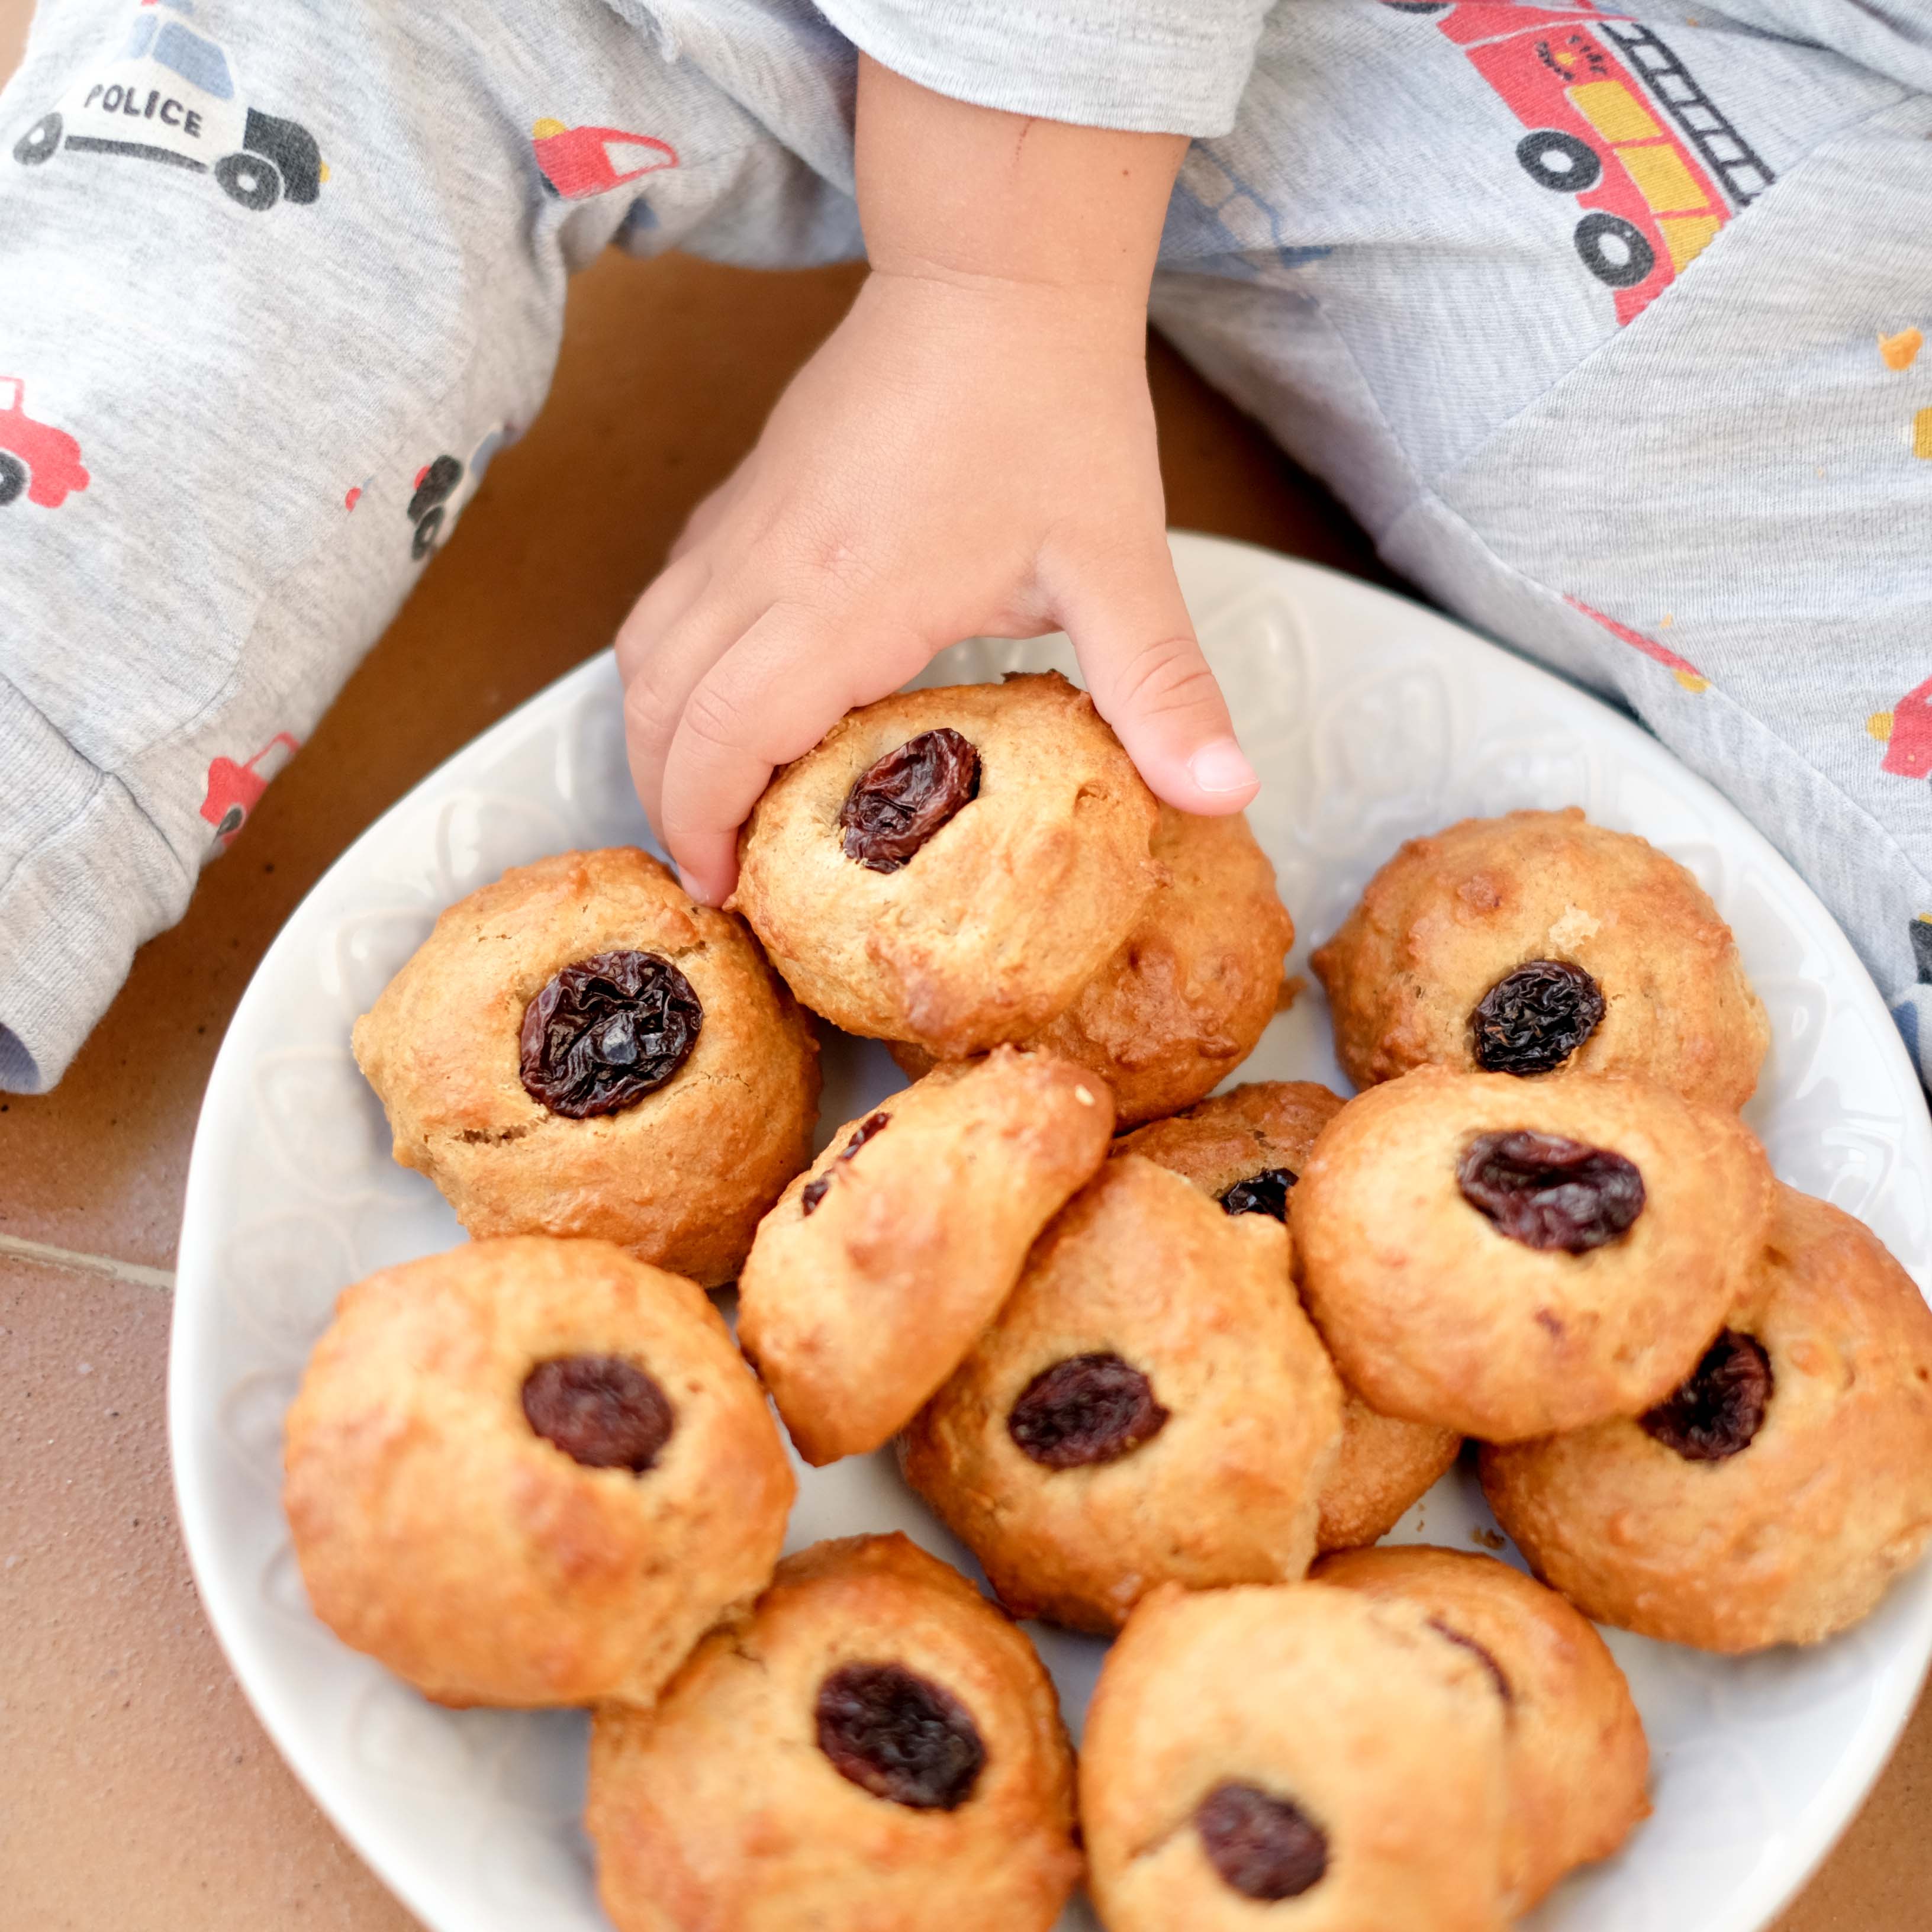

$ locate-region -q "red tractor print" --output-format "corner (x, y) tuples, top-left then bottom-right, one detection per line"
(1870, 677), (1932, 782)
(531, 118), (677, 201)
(199, 731), (297, 844)
(1389, 2), (1772, 324)
(0, 377), (90, 508)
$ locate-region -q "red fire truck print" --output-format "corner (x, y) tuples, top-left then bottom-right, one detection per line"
(1869, 677), (1932, 781)
(1391, 2), (1772, 325)
(1566, 596), (1708, 693)
(531, 118), (677, 201)
(0, 377), (89, 508)
(199, 731), (298, 844)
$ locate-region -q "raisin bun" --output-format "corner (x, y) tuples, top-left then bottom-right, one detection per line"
(352, 846), (819, 1286)
(730, 672), (1161, 1057)
(586, 1534), (1080, 1932)
(892, 804), (1293, 1125)
(1082, 1581), (1511, 1932)
(1312, 809), (1767, 1110)
(1118, 1080), (1461, 1547)
(1485, 1186), (1932, 1650)
(284, 1236), (793, 1708)
(1314, 1545), (1650, 1911)
(900, 1155), (1342, 1632)
(1291, 1067), (1774, 1441)
(736, 1049), (1113, 1464)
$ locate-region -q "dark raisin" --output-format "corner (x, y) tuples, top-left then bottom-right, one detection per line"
(838, 729), (981, 872)
(1457, 1130), (1645, 1254)
(1195, 1782), (1328, 1902)
(1219, 1167), (1295, 1221)
(519, 949), (701, 1119)
(1428, 1618), (1512, 1704)
(1471, 960), (1606, 1076)
(1639, 1329), (1772, 1461)
(800, 1110), (892, 1216)
(1007, 1353), (1170, 1469)
(814, 1662), (985, 1810)
(521, 1355), (674, 1471)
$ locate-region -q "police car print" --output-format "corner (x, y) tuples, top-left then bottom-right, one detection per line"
(12, 0), (324, 212)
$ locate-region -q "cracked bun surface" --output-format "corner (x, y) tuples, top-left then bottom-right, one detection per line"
(352, 846), (819, 1286)
(586, 1534), (1080, 1932)
(1484, 1186), (1932, 1651)
(1311, 809), (1768, 1110)
(730, 673), (1161, 1057)
(284, 1235), (794, 1709)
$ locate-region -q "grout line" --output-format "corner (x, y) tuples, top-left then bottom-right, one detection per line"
(0, 1231), (175, 1292)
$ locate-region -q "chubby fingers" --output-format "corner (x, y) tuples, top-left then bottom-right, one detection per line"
(658, 602), (933, 904)
(1055, 533), (1258, 814)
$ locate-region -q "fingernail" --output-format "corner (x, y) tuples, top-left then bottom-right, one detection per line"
(1189, 738), (1258, 796)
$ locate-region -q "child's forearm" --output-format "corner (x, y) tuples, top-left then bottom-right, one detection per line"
(856, 54), (1185, 314)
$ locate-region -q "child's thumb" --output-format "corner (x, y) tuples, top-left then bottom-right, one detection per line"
(1062, 545), (1258, 815)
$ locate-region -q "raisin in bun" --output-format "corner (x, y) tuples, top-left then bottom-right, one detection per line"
(352, 846), (819, 1286)
(900, 1155), (1342, 1632)
(1291, 1067), (1773, 1441)
(1484, 1186), (1932, 1650)
(1313, 1545), (1650, 1911)
(283, 1236), (793, 1709)
(892, 805), (1293, 1125)
(586, 1534), (1080, 1932)
(1311, 809), (1768, 1110)
(1118, 1082), (1461, 1549)
(737, 1049), (1113, 1465)
(1082, 1581), (1511, 1932)
(730, 672), (1161, 1058)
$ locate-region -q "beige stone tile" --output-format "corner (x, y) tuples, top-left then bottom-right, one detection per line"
(0, 1254), (417, 1928)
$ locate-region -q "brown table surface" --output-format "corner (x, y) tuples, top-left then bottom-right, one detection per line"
(1, 6), (1925, 1926)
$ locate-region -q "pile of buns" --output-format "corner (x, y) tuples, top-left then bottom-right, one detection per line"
(283, 671), (1932, 1931)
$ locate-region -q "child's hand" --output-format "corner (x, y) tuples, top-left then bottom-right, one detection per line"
(617, 61), (1257, 905)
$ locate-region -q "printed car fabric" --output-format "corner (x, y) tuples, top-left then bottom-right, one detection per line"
(0, 0), (1928, 1094)
(1150, 0), (1932, 1083)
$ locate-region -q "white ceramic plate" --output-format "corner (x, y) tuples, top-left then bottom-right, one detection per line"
(171, 534), (1932, 1932)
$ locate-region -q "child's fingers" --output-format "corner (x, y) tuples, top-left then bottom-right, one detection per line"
(619, 576), (765, 838)
(658, 603), (930, 903)
(1057, 536), (1258, 814)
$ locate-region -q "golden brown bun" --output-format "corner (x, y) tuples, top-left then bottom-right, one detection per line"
(1081, 1581), (1511, 1932)
(1484, 1186), (1932, 1651)
(894, 806), (1293, 1124)
(1116, 1081), (1461, 1550)
(352, 847), (819, 1286)
(731, 672), (1160, 1056)
(586, 1534), (1080, 1932)
(737, 1049), (1114, 1464)
(1291, 1067), (1774, 1440)
(284, 1236), (793, 1708)
(1314, 1544), (1650, 1911)
(1312, 809), (1768, 1109)
(900, 1155), (1342, 1632)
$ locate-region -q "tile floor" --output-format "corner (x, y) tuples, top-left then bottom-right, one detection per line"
(0, 3), (1925, 1924)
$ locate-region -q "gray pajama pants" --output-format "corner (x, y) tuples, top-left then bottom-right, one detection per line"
(2, 0), (1929, 1092)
